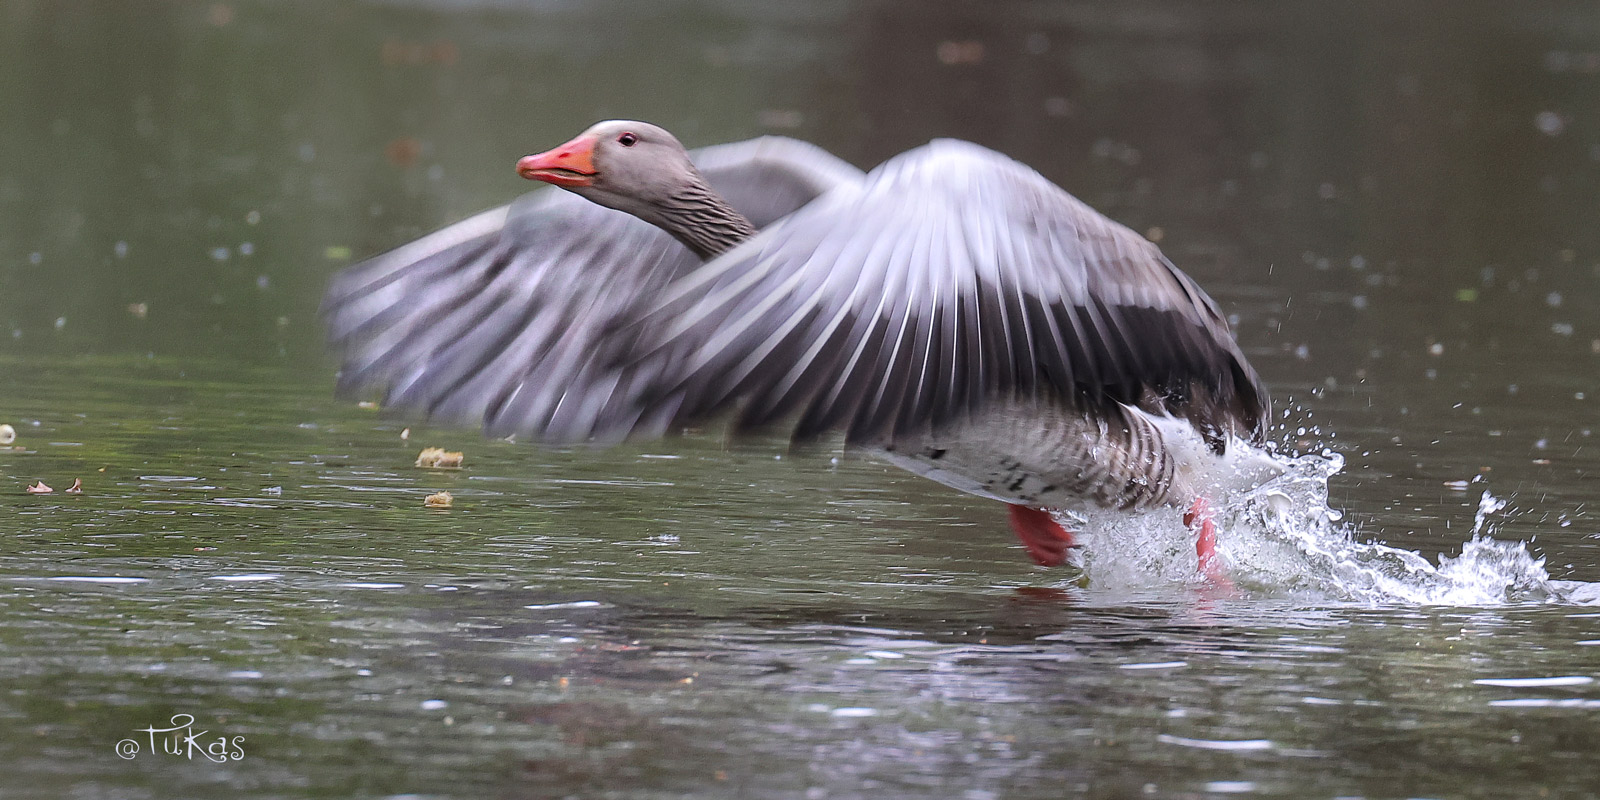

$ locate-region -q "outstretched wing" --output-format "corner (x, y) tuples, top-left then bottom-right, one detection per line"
(322, 135), (865, 430)
(566, 138), (1268, 448)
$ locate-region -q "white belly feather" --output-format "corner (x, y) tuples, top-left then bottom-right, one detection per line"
(868, 401), (1282, 512)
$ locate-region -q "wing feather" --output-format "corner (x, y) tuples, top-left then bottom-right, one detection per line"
(322, 136), (865, 434)
(328, 134), (1266, 450)
(583, 139), (1267, 448)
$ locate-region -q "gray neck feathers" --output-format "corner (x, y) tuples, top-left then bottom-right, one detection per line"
(653, 180), (759, 260)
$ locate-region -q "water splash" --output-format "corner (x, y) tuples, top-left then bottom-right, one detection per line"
(1074, 451), (1593, 605)
(1471, 489), (1508, 537)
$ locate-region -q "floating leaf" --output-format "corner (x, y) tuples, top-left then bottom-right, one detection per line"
(415, 447), (464, 468)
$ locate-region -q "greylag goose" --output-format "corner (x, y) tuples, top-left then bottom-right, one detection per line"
(323, 120), (1277, 573)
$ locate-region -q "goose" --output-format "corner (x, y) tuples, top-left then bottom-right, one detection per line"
(323, 120), (1278, 574)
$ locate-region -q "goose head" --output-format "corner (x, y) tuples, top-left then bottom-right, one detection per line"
(516, 120), (700, 223)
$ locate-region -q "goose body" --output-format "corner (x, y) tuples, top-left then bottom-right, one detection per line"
(323, 121), (1275, 571)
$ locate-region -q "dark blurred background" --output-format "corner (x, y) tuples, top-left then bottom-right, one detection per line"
(2, 0), (1597, 537)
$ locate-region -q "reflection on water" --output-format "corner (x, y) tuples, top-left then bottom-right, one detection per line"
(2, 359), (1598, 799)
(2, 0), (1600, 798)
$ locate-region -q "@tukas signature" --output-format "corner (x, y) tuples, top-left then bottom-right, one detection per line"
(115, 714), (245, 762)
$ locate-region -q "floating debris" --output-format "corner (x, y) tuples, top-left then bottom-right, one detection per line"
(400, 427), (410, 441)
(936, 40), (985, 66)
(127, 302), (149, 319)
(756, 109), (804, 129)
(66, 478), (83, 494)
(206, 2), (234, 27)
(415, 447), (463, 468)
(380, 39), (459, 67)
(357, 400), (379, 409)
(1535, 110), (1566, 136)
(384, 136), (424, 168)
(424, 491), (453, 508)
(25, 481), (52, 494)
(0, 424), (14, 445)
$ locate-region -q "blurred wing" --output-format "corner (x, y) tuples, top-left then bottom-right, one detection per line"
(580, 138), (1268, 447)
(322, 136), (865, 431)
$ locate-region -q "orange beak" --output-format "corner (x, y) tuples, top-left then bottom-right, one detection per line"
(517, 134), (597, 187)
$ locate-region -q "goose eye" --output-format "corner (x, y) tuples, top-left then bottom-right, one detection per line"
(617, 132), (638, 147)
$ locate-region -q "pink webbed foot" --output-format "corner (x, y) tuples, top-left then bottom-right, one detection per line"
(1184, 496), (1227, 582)
(1007, 504), (1079, 567)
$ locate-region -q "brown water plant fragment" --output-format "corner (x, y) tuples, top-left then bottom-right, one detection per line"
(415, 447), (464, 468)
